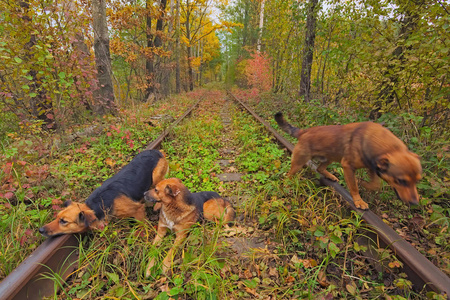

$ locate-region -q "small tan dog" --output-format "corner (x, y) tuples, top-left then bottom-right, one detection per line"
(144, 178), (235, 275)
(275, 112), (422, 210)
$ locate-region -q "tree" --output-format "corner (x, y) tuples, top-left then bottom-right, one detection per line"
(145, 0), (168, 101)
(257, 0), (266, 53)
(299, 0), (319, 102)
(1, 0), (97, 130)
(181, 0), (225, 91)
(92, 0), (115, 115)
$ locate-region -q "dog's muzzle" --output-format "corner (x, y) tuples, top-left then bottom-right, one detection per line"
(144, 191), (158, 203)
(394, 188), (419, 206)
(39, 227), (48, 237)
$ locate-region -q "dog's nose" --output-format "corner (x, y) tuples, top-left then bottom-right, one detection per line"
(39, 227), (45, 234)
(144, 191), (155, 202)
(409, 198), (420, 206)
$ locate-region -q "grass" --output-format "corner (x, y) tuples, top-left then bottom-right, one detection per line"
(1, 87), (448, 299)
(0, 93), (197, 280)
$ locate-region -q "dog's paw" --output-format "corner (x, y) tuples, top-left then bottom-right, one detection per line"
(354, 199), (369, 210)
(326, 174), (339, 182)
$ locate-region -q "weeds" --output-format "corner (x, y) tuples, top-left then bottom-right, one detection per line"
(1, 88), (448, 299)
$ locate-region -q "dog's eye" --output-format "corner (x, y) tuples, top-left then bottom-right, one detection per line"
(59, 219), (68, 225)
(154, 188), (158, 193)
(395, 178), (408, 186)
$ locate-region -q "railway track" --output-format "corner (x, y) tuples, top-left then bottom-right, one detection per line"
(227, 90), (450, 299)
(0, 99), (201, 300)
(1, 91), (449, 299)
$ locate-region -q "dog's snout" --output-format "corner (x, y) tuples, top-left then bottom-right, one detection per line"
(39, 227), (48, 236)
(144, 190), (156, 203)
(410, 200), (419, 206)
(408, 195), (420, 206)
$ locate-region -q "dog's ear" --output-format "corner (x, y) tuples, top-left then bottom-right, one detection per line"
(165, 184), (181, 197)
(78, 210), (98, 228)
(376, 156), (390, 174)
(63, 200), (72, 207)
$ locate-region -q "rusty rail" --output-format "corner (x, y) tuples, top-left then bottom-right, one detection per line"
(228, 91), (450, 298)
(0, 99), (201, 300)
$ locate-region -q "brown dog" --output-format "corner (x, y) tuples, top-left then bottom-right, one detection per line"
(39, 150), (168, 237)
(275, 112), (422, 210)
(144, 177), (235, 275)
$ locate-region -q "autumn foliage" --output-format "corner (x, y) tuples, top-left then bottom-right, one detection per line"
(244, 51), (272, 92)
(0, 1), (98, 130)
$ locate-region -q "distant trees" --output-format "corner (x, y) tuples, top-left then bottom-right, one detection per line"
(0, 0), (223, 132)
(221, 0), (449, 129)
(109, 0), (222, 99)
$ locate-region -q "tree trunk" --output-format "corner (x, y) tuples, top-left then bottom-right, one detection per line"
(145, 0), (154, 101)
(175, 0), (181, 93)
(299, 0), (318, 103)
(20, 0), (55, 128)
(92, 0), (115, 115)
(257, 0), (265, 53)
(155, 0), (168, 98)
(185, 0), (194, 91)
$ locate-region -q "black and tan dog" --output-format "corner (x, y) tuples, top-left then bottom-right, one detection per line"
(39, 149), (169, 237)
(144, 177), (235, 275)
(275, 112), (422, 210)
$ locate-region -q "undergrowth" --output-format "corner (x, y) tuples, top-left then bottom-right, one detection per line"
(0, 88), (448, 299)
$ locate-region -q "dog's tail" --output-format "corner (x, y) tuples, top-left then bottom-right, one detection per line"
(274, 112), (301, 138)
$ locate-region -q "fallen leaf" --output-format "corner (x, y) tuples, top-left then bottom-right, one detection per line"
(105, 157), (115, 166)
(243, 269), (252, 279)
(346, 282), (357, 295)
(318, 270), (329, 287)
(268, 267), (278, 278)
(4, 192), (14, 200)
(244, 287), (259, 297)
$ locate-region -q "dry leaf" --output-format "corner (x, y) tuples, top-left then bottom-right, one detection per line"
(268, 267), (278, 278)
(318, 270), (329, 287)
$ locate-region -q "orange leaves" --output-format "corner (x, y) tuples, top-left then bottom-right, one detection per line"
(244, 51), (273, 92)
(105, 157), (116, 167)
(291, 255), (318, 268)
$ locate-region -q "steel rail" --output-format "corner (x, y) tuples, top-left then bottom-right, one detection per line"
(228, 91), (450, 298)
(0, 99), (202, 300)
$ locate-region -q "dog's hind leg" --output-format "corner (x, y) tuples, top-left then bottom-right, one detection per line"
(152, 158), (169, 186)
(361, 169), (381, 191)
(287, 145), (311, 176)
(316, 161), (339, 182)
(135, 204), (146, 222)
(203, 199), (235, 225)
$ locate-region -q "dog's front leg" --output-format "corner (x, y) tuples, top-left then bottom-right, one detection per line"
(361, 169), (381, 191)
(161, 228), (188, 274)
(146, 223), (168, 277)
(341, 158), (369, 210)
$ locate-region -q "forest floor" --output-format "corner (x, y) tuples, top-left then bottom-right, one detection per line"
(0, 87), (449, 299)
